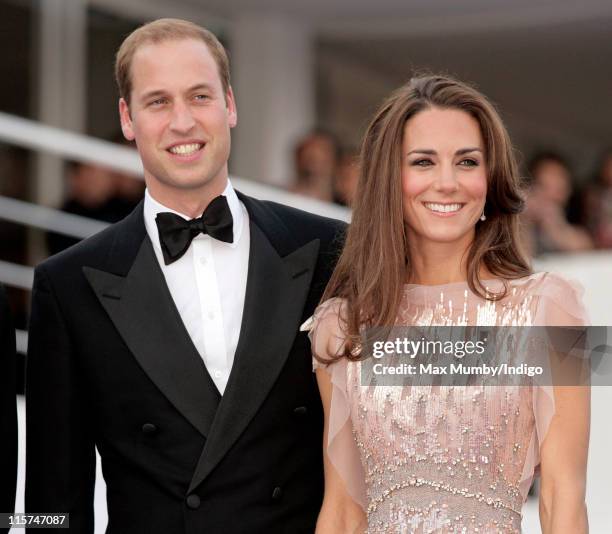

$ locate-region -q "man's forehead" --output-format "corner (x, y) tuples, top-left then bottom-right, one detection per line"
(134, 37), (210, 56)
(130, 38), (219, 90)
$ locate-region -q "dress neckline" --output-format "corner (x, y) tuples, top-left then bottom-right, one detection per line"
(403, 272), (545, 293)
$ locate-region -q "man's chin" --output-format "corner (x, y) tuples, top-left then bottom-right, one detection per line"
(159, 172), (221, 191)
(144, 163), (227, 193)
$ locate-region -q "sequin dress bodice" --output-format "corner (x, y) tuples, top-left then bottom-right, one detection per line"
(307, 273), (588, 533)
(349, 371), (531, 533)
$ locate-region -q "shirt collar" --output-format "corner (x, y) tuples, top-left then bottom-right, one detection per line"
(144, 179), (244, 252)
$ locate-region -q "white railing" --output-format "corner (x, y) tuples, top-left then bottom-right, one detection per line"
(0, 195), (109, 238)
(0, 260), (33, 291)
(15, 329), (28, 354)
(0, 112), (143, 175)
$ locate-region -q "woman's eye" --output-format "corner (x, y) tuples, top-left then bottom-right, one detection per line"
(412, 159), (433, 167)
(459, 158), (478, 167)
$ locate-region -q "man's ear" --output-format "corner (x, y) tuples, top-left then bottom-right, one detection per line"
(226, 86), (237, 128)
(119, 98), (135, 141)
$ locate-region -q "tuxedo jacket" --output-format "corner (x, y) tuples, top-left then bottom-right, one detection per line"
(25, 192), (346, 534)
(0, 283), (17, 532)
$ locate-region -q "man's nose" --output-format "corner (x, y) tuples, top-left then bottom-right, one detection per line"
(169, 101), (196, 133)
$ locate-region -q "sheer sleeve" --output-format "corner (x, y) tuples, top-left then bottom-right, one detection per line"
(531, 272), (589, 327)
(301, 298), (368, 510)
(518, 272), (590, 499)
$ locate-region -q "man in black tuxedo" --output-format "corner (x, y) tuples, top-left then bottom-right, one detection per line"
(1, 284), (17, 533)
(26, 18), (345, 534)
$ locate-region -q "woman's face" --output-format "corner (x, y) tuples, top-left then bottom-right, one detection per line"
(401, 107), (487, 247)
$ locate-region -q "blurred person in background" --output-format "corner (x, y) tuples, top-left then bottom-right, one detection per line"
(108, 132), (146, 216)
(0, 283), (17, 531)
(583, 148), (612, 248)
(46, 137), (144, 254)
(46, 158), (118, 253)
(292, 129), (340, 202)
(522, 151), (592, 256)
(333, 146), (360, 207)
(61, 159), (118, 215)
(113, 165), (145, 210)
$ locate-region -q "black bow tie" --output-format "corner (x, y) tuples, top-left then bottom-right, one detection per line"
(155, 195), (234, 265)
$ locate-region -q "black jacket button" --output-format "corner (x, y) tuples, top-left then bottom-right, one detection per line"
(293, 406), (308, 416)
(142, 423), (157, 434)
(186, 494), (201, 509)
(271, 486), (283, 500)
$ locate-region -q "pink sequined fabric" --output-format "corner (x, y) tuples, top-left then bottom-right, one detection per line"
(306, 272), (588, 533)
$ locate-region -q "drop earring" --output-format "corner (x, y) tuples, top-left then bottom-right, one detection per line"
(480, 211), (486, 222)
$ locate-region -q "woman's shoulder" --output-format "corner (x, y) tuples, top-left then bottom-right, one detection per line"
(300, 297), (347, 333)
(509, 271), (583, 298)
(509, 271), (588, 326)
(301, 297), (350, 365)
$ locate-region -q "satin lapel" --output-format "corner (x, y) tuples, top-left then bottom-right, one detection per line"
(188, 222), (320, 492)
(83, 237), (220, 438)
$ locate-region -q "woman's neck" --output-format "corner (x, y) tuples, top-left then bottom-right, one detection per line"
(407, 235), (492, 286)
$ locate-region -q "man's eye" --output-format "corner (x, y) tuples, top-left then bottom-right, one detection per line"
(149, 98), (167, 106)
(459, 159), (478, 167)
(194, 94), (210, 101)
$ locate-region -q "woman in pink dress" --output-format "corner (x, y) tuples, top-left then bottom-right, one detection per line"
(304, 75), (589, 533)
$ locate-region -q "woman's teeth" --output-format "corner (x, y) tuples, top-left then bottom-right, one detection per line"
(424, 202), (463, 213)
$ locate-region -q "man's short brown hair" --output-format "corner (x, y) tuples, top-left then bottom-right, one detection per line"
(115, 18), (230, 106)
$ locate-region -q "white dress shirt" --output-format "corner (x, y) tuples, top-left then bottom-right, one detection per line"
(143, 180), (250, 394)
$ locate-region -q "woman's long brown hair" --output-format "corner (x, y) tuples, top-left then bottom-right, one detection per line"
(320, 75), (532, 362)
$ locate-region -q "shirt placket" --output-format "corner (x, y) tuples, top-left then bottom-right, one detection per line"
(192, 236), (228, 391)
